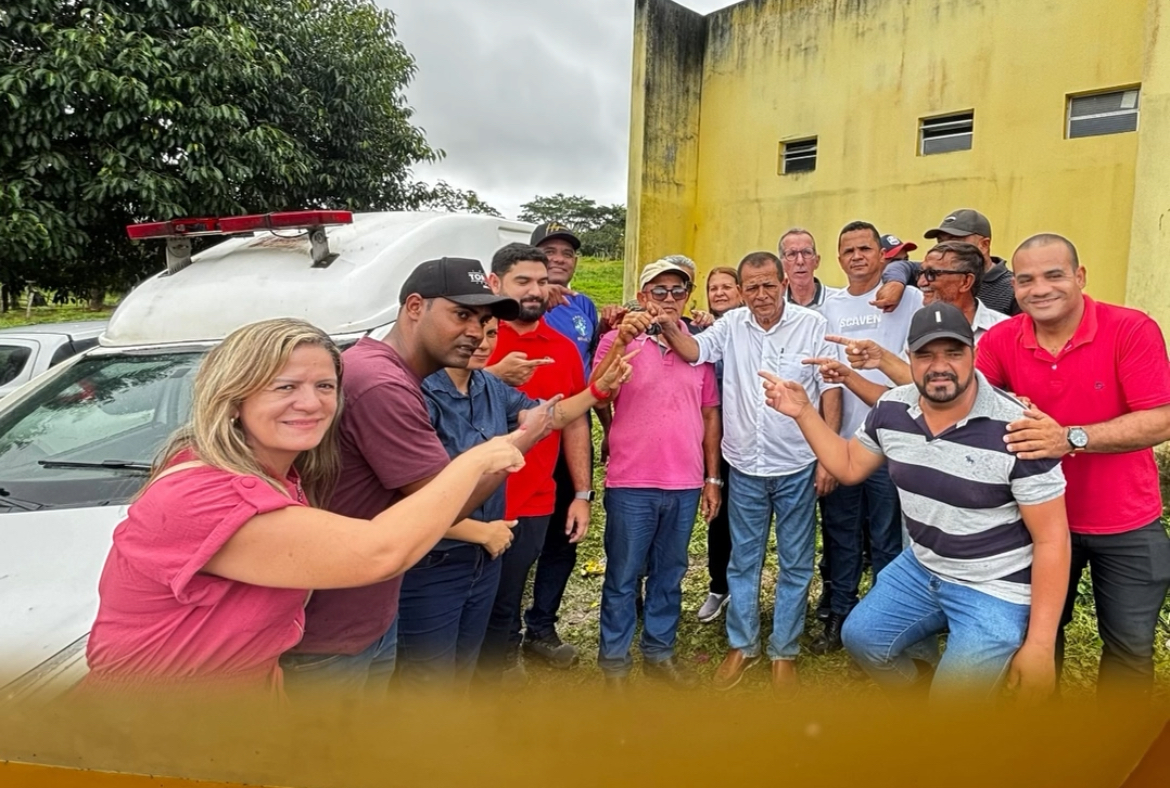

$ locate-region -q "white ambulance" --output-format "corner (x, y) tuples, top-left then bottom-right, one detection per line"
(0, 210), (535, 702)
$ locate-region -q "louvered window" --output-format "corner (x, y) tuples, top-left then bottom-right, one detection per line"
(920, 112), (974, 155)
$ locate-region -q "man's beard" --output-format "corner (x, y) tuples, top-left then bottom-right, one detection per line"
(516, 298), (547, 322)
(916, 371), (970, 403)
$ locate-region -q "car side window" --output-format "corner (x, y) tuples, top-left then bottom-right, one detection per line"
(0, 345), (33, 386)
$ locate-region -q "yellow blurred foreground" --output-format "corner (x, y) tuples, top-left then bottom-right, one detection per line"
(0, 687), (1167, 788)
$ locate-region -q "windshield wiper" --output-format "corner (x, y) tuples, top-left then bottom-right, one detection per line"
(38, 459), (152, 472)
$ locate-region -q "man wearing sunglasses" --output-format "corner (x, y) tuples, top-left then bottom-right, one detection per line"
(874, 209), (1020, 316)
(591, 258), (722, 689)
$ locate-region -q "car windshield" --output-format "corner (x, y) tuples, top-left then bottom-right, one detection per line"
(0, 350), (204, 510)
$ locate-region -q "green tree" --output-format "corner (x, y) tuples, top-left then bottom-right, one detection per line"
(518, 193), (626, 259)
(0, 0), (439, 300)
(410, 180), (502, 217)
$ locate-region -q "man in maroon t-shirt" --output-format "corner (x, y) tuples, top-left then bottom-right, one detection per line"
(479, 242), (592, 683)
(976, 233), (1170, 693)
(280, 257), (551, 697)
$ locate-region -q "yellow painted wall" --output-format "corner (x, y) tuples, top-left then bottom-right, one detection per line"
(632, 0), (1149, 313)
(1125, 0), (1170, 327)
(626, 0), (706, 301)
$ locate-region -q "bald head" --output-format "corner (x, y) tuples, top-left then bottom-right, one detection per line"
(1015, 233), (1080, 270)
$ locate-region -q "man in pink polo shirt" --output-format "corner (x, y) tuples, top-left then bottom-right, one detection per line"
(976, 233), (1170, 693)
(592, 258), (722, 689)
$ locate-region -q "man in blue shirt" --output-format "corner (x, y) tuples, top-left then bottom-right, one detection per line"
(522, 221), (602, 667)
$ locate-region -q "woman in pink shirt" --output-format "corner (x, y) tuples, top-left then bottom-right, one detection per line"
(84, 318), (524, 695)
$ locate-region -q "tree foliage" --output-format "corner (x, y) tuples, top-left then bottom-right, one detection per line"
(0, 0), (440, 295)
(410, 180), (501, 217)
(518, 193), (626, 259)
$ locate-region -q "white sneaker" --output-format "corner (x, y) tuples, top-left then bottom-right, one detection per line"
(697, 592), (729, 623)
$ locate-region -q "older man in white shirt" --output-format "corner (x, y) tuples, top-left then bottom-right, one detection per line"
(651, 250), (842, 695)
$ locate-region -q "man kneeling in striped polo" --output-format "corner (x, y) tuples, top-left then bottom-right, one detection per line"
(760, 302), (1071, 701)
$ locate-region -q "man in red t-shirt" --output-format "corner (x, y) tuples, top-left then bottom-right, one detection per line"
(480, 242), (592, 683)
(280, 257), (551, 697)
(976, 233), (1170, 693)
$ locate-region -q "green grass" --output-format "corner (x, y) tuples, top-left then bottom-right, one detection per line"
(571, 256), (625, 308)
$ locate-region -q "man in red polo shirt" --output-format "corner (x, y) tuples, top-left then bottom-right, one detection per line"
(976, 233), (1170, 693)
(480, 242), (592, 684)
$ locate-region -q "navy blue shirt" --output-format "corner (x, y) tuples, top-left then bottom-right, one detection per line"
(545, 293), (599, 375)
(422, 369), (538, 547)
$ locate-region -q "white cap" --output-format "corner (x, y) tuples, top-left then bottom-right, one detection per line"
(639, 256), (694, 289)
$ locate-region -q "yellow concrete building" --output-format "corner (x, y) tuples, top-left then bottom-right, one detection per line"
(625, 0), (1170, 333)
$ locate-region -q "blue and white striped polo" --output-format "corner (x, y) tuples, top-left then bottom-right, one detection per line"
(855, 371), (1067, 605)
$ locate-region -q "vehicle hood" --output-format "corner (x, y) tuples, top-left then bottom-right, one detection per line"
(0, 505), (126, 689)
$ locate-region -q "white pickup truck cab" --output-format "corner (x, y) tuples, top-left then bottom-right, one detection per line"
(0, 211), (535, 702)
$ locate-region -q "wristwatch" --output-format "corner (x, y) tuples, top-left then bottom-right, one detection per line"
(574, 490), (595, 502)
(704, 477), (724, 488)
(1066, 426), (1089, 453)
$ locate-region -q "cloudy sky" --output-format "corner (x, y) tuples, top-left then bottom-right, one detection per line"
(385, 0), (734, 219)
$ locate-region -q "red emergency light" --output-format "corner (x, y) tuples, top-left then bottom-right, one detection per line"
(217, 210), (353, 234)
(125, 210), (355, 274)
(126, 218), (222, 239)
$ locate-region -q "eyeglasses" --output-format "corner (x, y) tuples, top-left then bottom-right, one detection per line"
(645, 285), (691, 301)
(917, 268), (971, 283)
(782, 249), (817, 261)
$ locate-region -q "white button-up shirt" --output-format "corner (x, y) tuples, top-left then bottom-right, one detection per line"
(973, 298), (1009, 342)
(694, 304), (840, 477)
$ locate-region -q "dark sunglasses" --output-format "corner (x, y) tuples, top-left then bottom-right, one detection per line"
(645, 285), (691, 301)
(917, 268), (972, 283)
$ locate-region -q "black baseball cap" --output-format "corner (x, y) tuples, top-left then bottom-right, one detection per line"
(398, 257), (520, 320)
(907, 302), (975, 352)
(880, 234), (918, 259)
(924, 209), (992, 240)
(530, 221), (581, 251)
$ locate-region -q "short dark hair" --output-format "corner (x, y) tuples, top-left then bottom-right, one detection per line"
(1015, 233), (1080, 270)
(927, 241), (984, 298)
(838, 220), (881, 247)
(737, 251), (785, 282)
(491, 243), (548, 276)
(707, 266), (740, 285)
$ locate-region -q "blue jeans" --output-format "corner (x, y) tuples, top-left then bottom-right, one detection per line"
(280, 617), (399, 700)
(396, 544), (502, 691)
(820, 463), (901, 616)
(841, 549), (1030, 700)
(726, 463), (818, 660)
(598, 487), (702, 676)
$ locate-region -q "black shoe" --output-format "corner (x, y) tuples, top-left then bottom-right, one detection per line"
(522, 631), (578, 669)
(815, 581), (832, 622)
(809, 612), (845, 655)
(642, 657), (699, 690)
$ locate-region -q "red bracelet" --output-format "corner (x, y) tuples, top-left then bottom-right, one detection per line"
(589, 381), (612, 401)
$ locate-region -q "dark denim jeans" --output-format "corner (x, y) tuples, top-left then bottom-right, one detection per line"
(820, 463), (901, 616)
(479, 515), (551, 676)
(395, 543), (502, 691)
(598, 487), (702, 676)
(280, 617), (399, 701)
